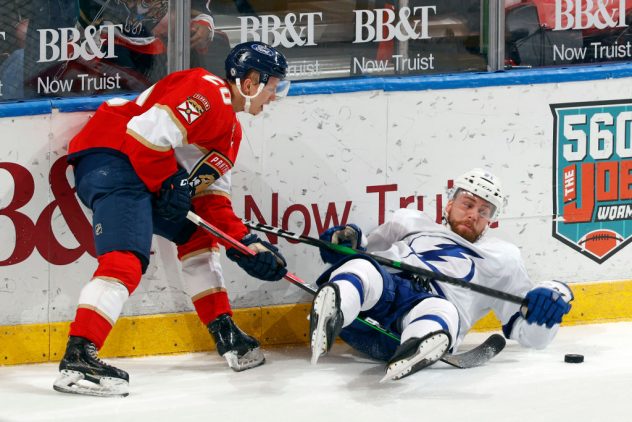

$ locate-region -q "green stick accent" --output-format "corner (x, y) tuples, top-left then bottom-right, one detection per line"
(354, 318), (399, 341)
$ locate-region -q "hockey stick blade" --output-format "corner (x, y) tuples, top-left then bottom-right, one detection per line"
(363, 317), (504, 369)
(441, 334), (506, 369)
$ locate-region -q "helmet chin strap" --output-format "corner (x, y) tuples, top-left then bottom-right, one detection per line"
(236, 78), (265, 114)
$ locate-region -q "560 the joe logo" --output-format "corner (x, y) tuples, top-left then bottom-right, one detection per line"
(551, 100), (632, 263)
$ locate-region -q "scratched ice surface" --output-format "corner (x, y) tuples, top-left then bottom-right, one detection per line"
(0, 322), (629, 422)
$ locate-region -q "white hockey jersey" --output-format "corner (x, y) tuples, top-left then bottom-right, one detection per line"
(365, 208), (560, 350)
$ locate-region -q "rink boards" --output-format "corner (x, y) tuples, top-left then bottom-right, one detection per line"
(1, 67), (632, 364)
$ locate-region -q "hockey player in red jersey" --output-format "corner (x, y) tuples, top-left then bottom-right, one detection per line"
(53, 41), (290, 397)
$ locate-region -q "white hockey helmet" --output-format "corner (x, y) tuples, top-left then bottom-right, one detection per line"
(452, 168), (504, 219)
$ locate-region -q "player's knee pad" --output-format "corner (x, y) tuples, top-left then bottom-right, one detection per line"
(401, 297), (459, 344)
(93, 251), (142, 294)
(330, 258), (384, 310)
(181, 249), (226, 297)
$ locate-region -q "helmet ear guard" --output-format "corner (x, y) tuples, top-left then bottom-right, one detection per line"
(451, 168), (504, 220)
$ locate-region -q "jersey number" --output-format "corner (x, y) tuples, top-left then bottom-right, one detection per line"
(203, 75), (232, 106)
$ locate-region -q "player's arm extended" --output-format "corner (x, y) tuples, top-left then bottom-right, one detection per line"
(489, 245), (573, 349)
(501, 280), (574, 349)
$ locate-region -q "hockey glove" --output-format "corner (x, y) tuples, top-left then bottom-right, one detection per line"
(154, 168), (193, 222)
(319, 224), (365, 265)
(524, 280), (573, 328)
(226, 234), (287, 281)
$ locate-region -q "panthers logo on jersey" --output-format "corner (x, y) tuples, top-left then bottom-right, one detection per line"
(188, 150), (233, 194)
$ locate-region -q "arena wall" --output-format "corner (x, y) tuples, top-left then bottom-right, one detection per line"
(2, 67), (632, 364)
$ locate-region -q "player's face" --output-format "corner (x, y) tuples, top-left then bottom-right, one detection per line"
(445, 190), (494, 243)
(247, 76), (281, 115)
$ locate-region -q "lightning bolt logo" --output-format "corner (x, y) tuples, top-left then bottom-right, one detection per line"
(407, 240), (482, 282)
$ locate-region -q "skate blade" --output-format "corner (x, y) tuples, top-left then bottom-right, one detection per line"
(310, 287), (337, 365)
(379, 334), (449, 383)
(53, 370), (129, 397)
(223, 348), (265, 372)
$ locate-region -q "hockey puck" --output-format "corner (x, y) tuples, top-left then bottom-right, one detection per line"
(564, 354), (584, 363)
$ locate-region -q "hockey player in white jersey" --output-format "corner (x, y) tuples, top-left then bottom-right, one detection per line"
(310, 168), (573, 382)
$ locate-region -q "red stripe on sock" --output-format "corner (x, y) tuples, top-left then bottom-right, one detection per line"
(193, 291), (232, 325)
(94, 251), (142, 293)
(69, 308), (113, 349)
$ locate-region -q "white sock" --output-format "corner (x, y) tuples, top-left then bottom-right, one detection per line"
(332, 279), (362, 327)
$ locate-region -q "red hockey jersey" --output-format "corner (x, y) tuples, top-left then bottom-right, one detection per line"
(69, 68), (240, 192)
(68, 68), (248, 247)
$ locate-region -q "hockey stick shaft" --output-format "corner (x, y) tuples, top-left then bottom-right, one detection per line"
(186, 212), (313, 295)
(243, 219), (526, 306)
(185, 212), (400, 341)
(187, 212), (503, 368)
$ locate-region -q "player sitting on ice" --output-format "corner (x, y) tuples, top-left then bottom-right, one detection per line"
(53, 41), (290, 397)
(309, 168), (573, 382)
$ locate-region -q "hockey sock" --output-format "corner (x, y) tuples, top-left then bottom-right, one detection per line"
(193, 292), (232, 325)
(93, 251), (143, 293)
(330, 274), (364, 327)
(181, 251), (232, 325)
(69, 251), (141, 348)
(400, 298), (458, 344)
(327, 257), (386, 327)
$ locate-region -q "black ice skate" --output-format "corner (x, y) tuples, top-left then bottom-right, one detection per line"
(53, 336), (129, 397)
(309, 283), (344, 365)
(208, 314), (265, 372)
(380, 330), (451, 383)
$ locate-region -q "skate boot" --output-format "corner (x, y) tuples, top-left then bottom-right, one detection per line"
(380, 330), (451, 382)
(208, 314), (265, 371)
(309, 283), (344, 365)
(53, 336), (129, 397)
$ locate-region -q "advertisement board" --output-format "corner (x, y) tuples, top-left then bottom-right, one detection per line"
(2, 76), (631, 328)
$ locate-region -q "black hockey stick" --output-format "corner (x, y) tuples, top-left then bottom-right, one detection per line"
(241, 220), (507, 368)
(186, 212), (504, 368)
(243, 220), (526, 306)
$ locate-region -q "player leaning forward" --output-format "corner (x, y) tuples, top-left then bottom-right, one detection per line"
(54, 42), (290, 397)
(310, 168), (574, 381)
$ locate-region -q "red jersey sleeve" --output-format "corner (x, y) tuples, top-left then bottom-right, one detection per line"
(121, 69), (237, 192)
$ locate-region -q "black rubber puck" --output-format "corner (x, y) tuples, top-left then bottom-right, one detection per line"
(564, 354), (584, 363)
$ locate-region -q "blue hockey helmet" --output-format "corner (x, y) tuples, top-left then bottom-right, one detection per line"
(225, 41), (288, 85)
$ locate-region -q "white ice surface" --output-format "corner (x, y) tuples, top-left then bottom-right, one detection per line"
(1, 322), (630, 422)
